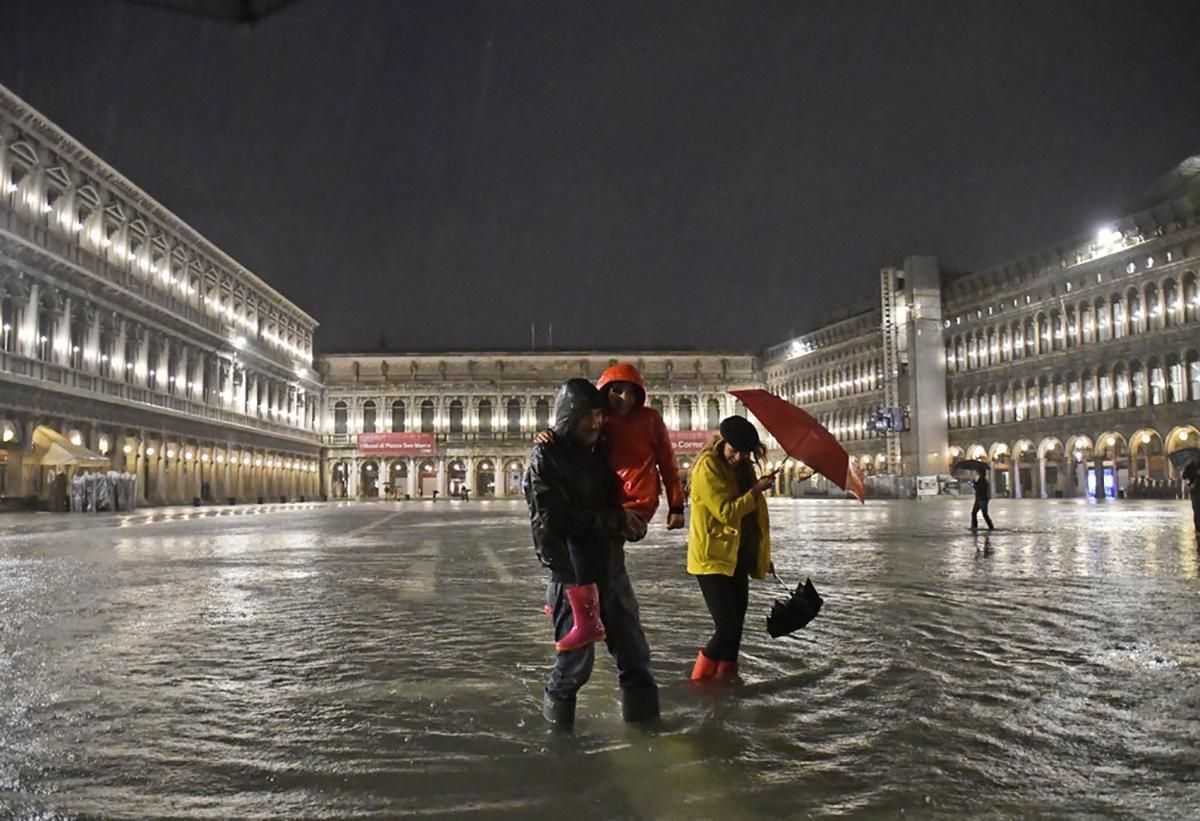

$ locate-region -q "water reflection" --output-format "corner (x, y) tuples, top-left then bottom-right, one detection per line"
(0, 499), (1197, 817)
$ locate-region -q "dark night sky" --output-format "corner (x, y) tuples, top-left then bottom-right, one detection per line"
(2, 0), (1199, 354)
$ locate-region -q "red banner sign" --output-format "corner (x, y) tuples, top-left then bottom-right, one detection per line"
(670, 430), (716, 452)
(358, 432), (436, 456)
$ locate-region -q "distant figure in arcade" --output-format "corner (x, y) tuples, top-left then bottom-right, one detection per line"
(971, 468), (994, 531)
(525, 379), (659, 728)
(1183, 462), (1200, 535)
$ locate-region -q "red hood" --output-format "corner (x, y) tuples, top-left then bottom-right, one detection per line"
(597, 362), (647, 407)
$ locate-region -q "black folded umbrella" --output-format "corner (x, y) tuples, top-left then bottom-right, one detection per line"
(766, 572), (824, 638)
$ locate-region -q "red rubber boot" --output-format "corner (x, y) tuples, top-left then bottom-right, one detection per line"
(690, 650), (720, 681)
(715, 659), (739, 682)
(555, 583), (606, 652)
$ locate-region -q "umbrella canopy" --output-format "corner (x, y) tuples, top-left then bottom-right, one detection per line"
(730, 389), (864, 502)
(32, 426), (110, 468)
(953, 458), (989, 475)
(1168, 447), (1200, 471)
(766, 574), (824, 638)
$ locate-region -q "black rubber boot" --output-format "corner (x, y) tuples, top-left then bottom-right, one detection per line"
(620, 685), (660, 723)
(542, 691), (576, 730)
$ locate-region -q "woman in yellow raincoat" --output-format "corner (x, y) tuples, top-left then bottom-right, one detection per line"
(686, 416), (776, 682)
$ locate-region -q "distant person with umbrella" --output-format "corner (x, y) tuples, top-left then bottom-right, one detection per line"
(1183, 461), (1200, 535)
(971, 468), (994, 531)
(686, 416), (776, 682)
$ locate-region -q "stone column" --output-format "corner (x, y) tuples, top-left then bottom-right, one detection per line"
(1037, 458), (1048, 499)
(1010, 460), (1022, 499)
(1092, 456), (1106, 501)
(19, 284), (39, 358)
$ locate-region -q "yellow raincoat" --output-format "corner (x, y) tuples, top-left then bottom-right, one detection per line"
(686, 439), (771, 579)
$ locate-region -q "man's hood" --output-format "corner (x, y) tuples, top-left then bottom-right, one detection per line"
(552, 378), (603, 440)
(597, 362), (647, 407)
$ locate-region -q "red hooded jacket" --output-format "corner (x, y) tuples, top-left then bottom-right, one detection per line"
(596, 363), (686, 522)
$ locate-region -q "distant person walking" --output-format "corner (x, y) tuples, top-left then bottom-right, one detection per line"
(971, 469), (994, 531)
(1183, 462), (1200, 535)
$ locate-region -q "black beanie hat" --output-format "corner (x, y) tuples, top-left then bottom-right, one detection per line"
(719, 415), (761, 453)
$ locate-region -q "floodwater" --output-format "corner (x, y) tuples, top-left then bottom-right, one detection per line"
(1, 498), (1198, 819)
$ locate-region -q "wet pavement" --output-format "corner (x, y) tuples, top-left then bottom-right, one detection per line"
(1, 498), (1198, 818)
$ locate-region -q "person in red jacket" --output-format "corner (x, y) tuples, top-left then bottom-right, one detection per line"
(596, 362), (687, 533)
(539, 362), (686, 652)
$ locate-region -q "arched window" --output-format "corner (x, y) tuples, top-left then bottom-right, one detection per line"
(650, 397), (664, 416)
(678, 398), (693, 431)
(1168, 355), (1185, 403)
(1149, 359), (1165, 405)
(507, 398), (522, 433)
(478, 399), (492, 433)
(1128, 289), (1143, 334)
(1131, 361), (1147, 407)
(334, 401), (348, 434)
(707, 398), (720, 429)
(1164, 279), (1180, 327)
(535, 398), (550, 430)
(421, 399), (435, 433)
(449, 399), (464, 433)
(1145, 283), (1162, 330)
(1111, 297), (1125, 339)
(1184, 274), (1198, 323)
(362, 400), (377, 433)
(1114, 365), (1130, 409)
(391, 400), (405, 432)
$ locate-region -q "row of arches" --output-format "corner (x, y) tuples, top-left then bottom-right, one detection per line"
(947, 272), (1198, 372)
(773, 354), (884, 404)
(949, 350), (1200, 428)
(329, 457), (526, 499)
(951, 425), (1198, 498)
(2, 125), (313, 361)
(330, 395), (731, 435)
(0, 275), (317, 432)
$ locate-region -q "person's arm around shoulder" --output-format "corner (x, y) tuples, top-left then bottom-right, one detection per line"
(527, 443), (627, 540)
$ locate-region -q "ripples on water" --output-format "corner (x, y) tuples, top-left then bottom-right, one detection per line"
(1, 499), (1198, 818)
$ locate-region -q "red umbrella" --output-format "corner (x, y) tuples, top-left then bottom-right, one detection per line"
(730, 389), (865, 503)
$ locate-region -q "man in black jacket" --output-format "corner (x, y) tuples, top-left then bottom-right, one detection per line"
(971, 469), (995, 530)
(524, 378), (659, 729)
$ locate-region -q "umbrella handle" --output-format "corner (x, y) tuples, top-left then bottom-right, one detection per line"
(770, 570), (793, 594)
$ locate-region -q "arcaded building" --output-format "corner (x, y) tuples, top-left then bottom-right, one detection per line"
(3, 75), (1196, 507)
(942, 157), (1200, 498)
(317, 352), (759, 499)
(0, 84), (323, 505)
(764, 156), (1200, 499)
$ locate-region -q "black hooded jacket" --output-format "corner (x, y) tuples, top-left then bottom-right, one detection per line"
(524, 379), (626, 581)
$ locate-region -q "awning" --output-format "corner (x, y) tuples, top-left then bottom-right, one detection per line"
(31, 426), (111, 468)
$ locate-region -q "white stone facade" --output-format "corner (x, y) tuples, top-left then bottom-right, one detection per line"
(0, 83), (323, 506)
(318, 352), (759, 499)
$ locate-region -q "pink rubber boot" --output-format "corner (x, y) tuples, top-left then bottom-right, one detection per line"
(555, 583), (606, 652)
